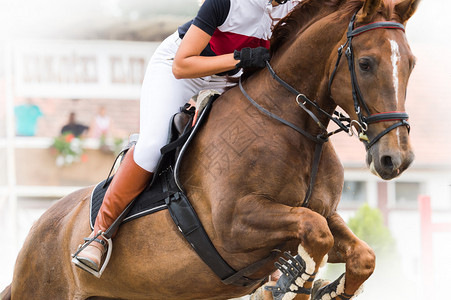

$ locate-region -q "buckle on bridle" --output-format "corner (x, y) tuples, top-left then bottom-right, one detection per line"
(296, 94), (307, 106)
(349, 119), (368, 139)
(345, 46), (352, 58)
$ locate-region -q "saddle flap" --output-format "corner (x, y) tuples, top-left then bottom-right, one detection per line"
(89, 176), (168, 229)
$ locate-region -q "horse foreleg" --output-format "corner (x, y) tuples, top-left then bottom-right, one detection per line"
(236, 198), (333, 300)
(312, 212), (375, 300)
(251, 270), (316, 300)
(263, 245), (330, 300)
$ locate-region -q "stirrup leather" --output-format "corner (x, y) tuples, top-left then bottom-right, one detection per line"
(71, 231), (113, 278)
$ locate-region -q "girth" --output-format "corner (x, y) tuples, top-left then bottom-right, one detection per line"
(161, 96), (281, 287)
(163, 168), (280, 287)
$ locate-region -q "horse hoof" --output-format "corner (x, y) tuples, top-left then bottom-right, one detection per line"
(311, 279), (330, 297)
(311, 273), (356, 300)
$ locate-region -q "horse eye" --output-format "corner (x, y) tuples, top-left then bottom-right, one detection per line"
(358, 58), (371, 71)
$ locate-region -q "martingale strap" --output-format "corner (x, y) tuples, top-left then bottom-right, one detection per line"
(239, 76), (327, 208)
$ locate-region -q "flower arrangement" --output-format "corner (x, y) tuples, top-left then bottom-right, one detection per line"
(51, 133), (88, 166)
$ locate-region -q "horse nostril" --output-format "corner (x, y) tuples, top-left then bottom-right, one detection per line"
(381, 155), (394, 170)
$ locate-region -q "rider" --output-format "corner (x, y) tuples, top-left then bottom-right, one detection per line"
(73, 0), (301, 274)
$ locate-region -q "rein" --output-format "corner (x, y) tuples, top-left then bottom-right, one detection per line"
(239, 13), (410, 207)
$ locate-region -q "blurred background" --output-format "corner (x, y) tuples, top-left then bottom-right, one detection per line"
(0, 0), (449, 299)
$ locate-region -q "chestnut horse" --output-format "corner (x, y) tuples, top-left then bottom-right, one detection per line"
(3, 0), (420, 299)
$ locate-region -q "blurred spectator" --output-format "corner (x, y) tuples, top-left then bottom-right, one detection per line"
(61, 112), (89, 137)
(14, 99), (43, 136)
(89, 106), (111, 140)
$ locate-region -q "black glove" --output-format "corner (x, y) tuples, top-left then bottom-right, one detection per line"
(233, 47), (270, 69)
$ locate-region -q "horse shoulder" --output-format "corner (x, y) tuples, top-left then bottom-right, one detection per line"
(12, 186), (93, 299)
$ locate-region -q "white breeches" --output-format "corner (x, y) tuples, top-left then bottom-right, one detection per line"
(134, 31), (238, 172)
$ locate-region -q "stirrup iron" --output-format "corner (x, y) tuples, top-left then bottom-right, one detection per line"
(71, 231), (113, 278)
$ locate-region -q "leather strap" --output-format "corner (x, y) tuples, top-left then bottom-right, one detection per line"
(165, 188), (267, 287)
(364, 120), (409, 150)
(83, 237), (106, 247)
(239, 76), (327, 208)
(166, 97), (281, 286)
(302, 142), (324, 207)
(239, 78), (321, 143)
(364, 112), (409, 124)
(348, 22), (404, 38)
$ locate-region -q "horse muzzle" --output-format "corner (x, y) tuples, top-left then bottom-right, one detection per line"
(366, 144), (414, 180)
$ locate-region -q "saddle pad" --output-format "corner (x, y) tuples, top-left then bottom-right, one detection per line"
(88, 95), (218, 230)
(89, 176), (168, 230)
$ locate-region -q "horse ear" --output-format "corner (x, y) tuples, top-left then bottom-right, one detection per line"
(357, 0), (382, 23)
(395, 0), (422, 23)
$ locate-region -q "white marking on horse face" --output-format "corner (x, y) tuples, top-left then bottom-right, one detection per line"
(390, 40), (400, 105)
(390, 40), (403, 148)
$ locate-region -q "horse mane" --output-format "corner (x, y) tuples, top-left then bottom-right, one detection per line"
(270, 0), (396, 55)
(241, 0), (394, 79)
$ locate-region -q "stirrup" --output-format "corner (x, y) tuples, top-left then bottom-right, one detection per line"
(71, 231), (113, 278)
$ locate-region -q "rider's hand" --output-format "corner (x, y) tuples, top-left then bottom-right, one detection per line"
(234, 47), (271, 69)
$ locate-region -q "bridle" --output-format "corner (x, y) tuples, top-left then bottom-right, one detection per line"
(238, 12), (411, 207)
(328, 12), (410, 149)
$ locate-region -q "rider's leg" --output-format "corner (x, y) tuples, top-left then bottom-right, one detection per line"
(134, 33), (200, 172)
(73, 32), (193, 273)
(134, 34), (239, 172)
(74, 145), (153, 271)
(73, 31), (238, 274)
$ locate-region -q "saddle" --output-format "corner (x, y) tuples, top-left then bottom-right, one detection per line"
(89, 90), (271, 287)
(89, 90), (219, 227)
(89, 104), (193, 227)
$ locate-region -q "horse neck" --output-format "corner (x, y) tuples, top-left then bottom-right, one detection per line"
(250, 13), (352, 136)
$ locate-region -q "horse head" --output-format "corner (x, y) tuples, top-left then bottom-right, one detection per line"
(328, 0), (420, 179)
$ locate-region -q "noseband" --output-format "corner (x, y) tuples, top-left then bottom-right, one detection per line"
(329, 13), (410, 149)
